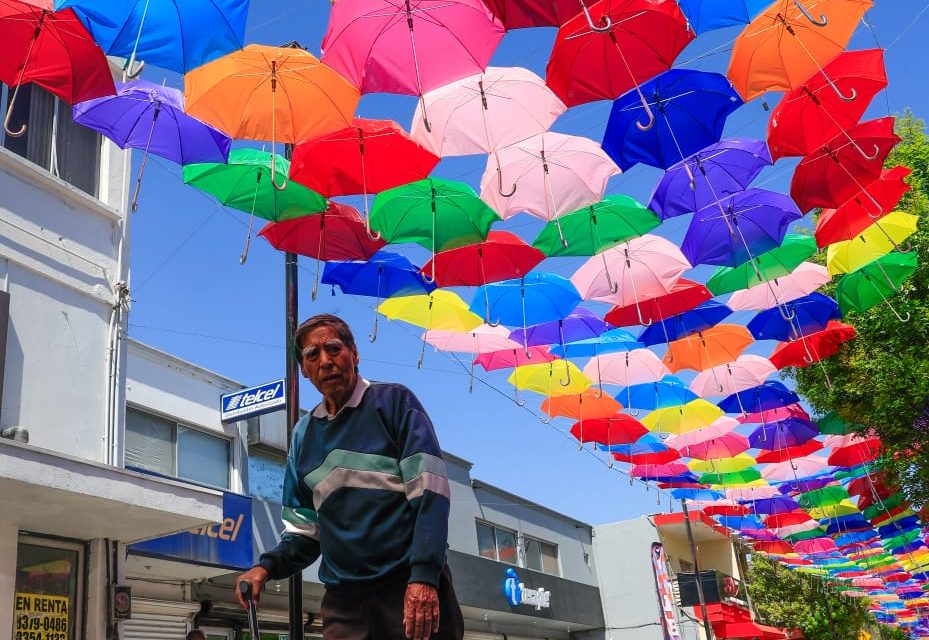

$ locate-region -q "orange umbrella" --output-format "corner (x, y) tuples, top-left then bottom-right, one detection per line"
(541, 390), (622, 421)
(728, 0), (873, 101)
(663, 324), (754, 373)
(185, 43), (360, 188)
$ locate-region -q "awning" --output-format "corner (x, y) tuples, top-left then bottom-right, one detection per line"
(714, 621), (789, 640)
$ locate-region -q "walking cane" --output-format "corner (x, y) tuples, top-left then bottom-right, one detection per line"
(239, 581), (262, 639)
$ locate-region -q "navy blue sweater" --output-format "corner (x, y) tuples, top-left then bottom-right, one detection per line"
(257, 381), (450, 589)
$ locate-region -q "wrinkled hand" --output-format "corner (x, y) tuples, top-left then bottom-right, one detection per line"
(235, 566), (269, 610)
(403, 582), (440, 640)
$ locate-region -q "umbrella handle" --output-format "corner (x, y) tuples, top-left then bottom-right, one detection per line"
(270, 152), (288, 191)
(601, 252), (619, 294)
(483, 286), (501, 327)
(793, 0), (828, 26)
(635, 93), (656, 132)
(2, 96), (26, 137)
(579, 0), (612, 32)
(777, 303), (797, 322)
(514, 384), (525, 407)
(124, 59), (145, 80)
(854, 141), (879, 161)
(418, 334), (426, 368)
(497, 167), (517, 198)
(369, 313), (379, 343)
(559, 359), (572, 387)
(539, 414), (551, 424)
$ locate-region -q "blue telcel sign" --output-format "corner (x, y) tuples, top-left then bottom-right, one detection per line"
(221, 379), (285, 422)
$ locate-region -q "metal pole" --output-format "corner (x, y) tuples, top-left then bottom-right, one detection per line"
(680, 499), (714, 640)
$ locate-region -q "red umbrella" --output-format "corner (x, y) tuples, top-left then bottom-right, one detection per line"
(704, 504), (751, 517)
(790, 117), (901, 213)
(828, 437), (882, 467)
(754, 540), (795, 555)
(755, 440), (823, 463)
(0, 0), (115, 137)
(815, 166), (912, 247)
(481, 0), (587, 29)
(473, 346), (555, 371)
(764, 512), (814, 528)
(768, 320), (856, 369)
(605, 278), (710, 327)
(569, 413), (647, 445)
(422, 231), (544, 287)
(738, 403), (809, 425)
(614, 448), (680, 465)
(847, 473), (893, 498)
(546, 0), (693, 109)
(768, 49), (887, 161)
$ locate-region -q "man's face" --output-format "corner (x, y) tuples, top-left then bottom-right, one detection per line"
(299, 325), (359, 402)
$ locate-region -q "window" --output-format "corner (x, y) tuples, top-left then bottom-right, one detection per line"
(14, 537), (83, 640)
(1, 83), (101, 196)
(524, 535), (559, 576)
(474, 521), (560, 575)
(125, 406), (231, 489)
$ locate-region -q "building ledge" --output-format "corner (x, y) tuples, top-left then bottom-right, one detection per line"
(0, 438), (223, 542)
(653, 510), (733, 544)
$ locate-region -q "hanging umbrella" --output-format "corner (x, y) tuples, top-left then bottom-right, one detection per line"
(676, 0), (772, 33)
(641, 399), (724, 435)
(700, 468), (763, 488)
(827, 212), (918, 275)
(706, 235), (818, 296)
(481, 0), (610, 29)
(542, 389), (623, 420)
(663, 324), (754, 373)
(768, 320), (856, 369)
(57, 0), (248, 73)
(630, 462), (691, 480)
(74, 79), (231, 211)
(728, 263), (831, 312)
(618, 376), (698, 411)
(797, 485), (851, 510)
(602, 69), (743, 171)
(747, 292), (842, 342)
(666, 416), (739, 448)
(532, 195), (660, 257)
(681, 189), (803, 267)
(727, 0), (874, 101)
(749, 417), (820, 450)
(508, 360), (590, 398)
(473, 346), (555, 372)
(672, 488), (726, 501)
(676, 431), (749, 461)
(649, 138), (772, 220)
(509, 308), (609, 350)
(549, 328), (641, 358)
(836, 252), (918, 319)
(605, 278), (711, 327)
(790, 117), (901, 213)
(422, 230), (544, 292)
(472, 272), (581, 331)
(638, 301), (732, 347)
(768, 49), (888, 161)
(583, 348), (670, 390)
(546, 0), (694, 108)
(690, 355), (777, 398)
(0, 0), (115, 137)
(815, 166), (912, 246)
(424, 324), (520, 391)
(689, 453), (758, 475)
(762, 457), (831, 482)
(719, 381), (801, 415)
(819, 412), (864, 436)
(756, 440), (823, 464)
(739, 403), (809, 425)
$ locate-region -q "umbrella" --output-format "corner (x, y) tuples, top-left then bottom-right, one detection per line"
(666, 416), (739, 447)
(509, 308), (609, 350)
(727, 263), (831, 312)
(681, 189), (803, 267)
(57, 0), (248, 73)
(762, 457), (831, 482)
(756, 441), (823, 463)
(548, 328), (641, 358)
(185, 43), (359, 186)
(649, 138), (772, 220)
(677, 431), (749, 461)
(422, 230), (544, 293)
(618, 376), (698, 411)
(546, 0), (693, 108)
(663, 324), (754, 373)
(768, 320), (856, 369)
(424, 324), (520, 390)
(472, 272), (581, 333)
(790, 117), (901, 213)
(532, 195), (660, 257)
(480, 0), (608, 28)
(508, 360), (590, 399)
(605, 278), (711, 327)
(570, 234), (691, 314)
(676, 0), (772, 33)
(602, 69), (743, 171)
(827, 212), (918, 274)
(583, 348), (670, 392)
(698, 457), (772, 479)
(479, 132), (619, 245)
(74, 79), (231, 211)
(571, 413), (648, 446)
(473, 346), (555, 372)
(728, 0), (874, 101)
(797, 485), (851, 510)
(700, 468), (763, 488)
(706, 235), (818, 296)
(690, 355), (777, 397)
(819, 412), (864, 436)
(641, 399), (724, 435)
(768, 49), (888, 161)
(542, 389), (622, 422)
(630, 462), (691, 480)
(719, 381), (801, 415)
(836, 252), (917, 321)
(815, 166), (913, 246)
(749, 417), (820, 450)
(738, 403), (809, 425)
(0, 0), (114, 137)
(369, 178), (499, 274)
(638, 301), (732, 347)
(747, 292), (842, 342)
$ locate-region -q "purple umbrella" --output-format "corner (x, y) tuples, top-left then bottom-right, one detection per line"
(509, 307), (609, 350)
(778, 477), (835, 494)
(719, 381), (801, 415)
(649, 138), (772, 220)
(73, 79), (232, 210)
(750, 496), (800, 515)
(681, 189), (802, 267)
(748, 417), (820, 450)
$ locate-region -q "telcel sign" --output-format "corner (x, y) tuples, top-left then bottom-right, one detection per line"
(221, 379), (285, 422)
(503, 568), (551, 610)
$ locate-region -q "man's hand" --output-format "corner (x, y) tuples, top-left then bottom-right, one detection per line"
(403, 582), (440, 640)
(235, 566), (270, 610)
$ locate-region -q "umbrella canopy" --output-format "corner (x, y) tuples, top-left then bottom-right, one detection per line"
(727, 263), (831, 312)
(509, 308), (609, 349)
(762, 457), (831, 482)
(827, 212), (918, 275)
(663, 324), (754, 373)
(690, 355), (777, 398)
(542, 389), (623, 419)
(605, 278), (711, 327)
(257, 202), (385, 260)
(677, 431), (749, 461)
(747, 292), (842, 342)
(508, 360), (590, 397)
(641, 399), (724, 435)
(700, 468), (763, 487)
(756, 440), (823, 463)
(719, 381), (801, 415)
(411, 66), (565, 156)
(768, 49), (888, 161)
(618, 376), (698, 411)
(533, 195), (660, 257)
(769, 320), (856, 369)
(649, 137), (772, 220)
(378, 290), (484, 331)
(57, 0), (248, 73)
(423, 230), (544, 288)
(545, 0), (693, 108)
(749, 417), (820, 450)
(676, 0), (772, 33)
(790, 117), (901, 213)
(473, 346), (555, 371)
(473, 273), (582, 327)
(570, 413), (649, 445)
(323, 250), (435, 298)
(815, 166), (912, 247)
(584, 348), (670, 387)
(638, 301), (732, 347)
(602, 69), (743, 171)
(424, 325), (520, 354)
(836, 252), (918, 315)
(666, 416), (739, 448)
(797, 485), (851, 510)
(706, 235), (818, 296)
(690, 453), (758, 474)
(738, 403), (809, 425)
(727, 0), (874, 101)
(549, 328), (641, 358)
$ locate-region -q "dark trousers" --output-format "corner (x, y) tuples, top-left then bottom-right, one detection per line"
(320, 565), (464, 640)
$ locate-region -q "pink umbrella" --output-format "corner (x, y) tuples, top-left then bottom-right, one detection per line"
(726, 486), (780, 500)
(690, 355), (777, 397)
(794, 538), (838, 555)
(631, 462), (690, 478)
(479, 132), (620, 243)
(727, 263), (831, 312)
(473, 346), (555, 371)
(570, 235), (690, 317)
(582, 348), (670, 397)
(761, 456), (830, 482)
(666, 417), (740, 449)
(737, 403), (809, 425)
(425, 324), (525, 393)
(321, 0), (504, 129)
(677, 432), (749, 460)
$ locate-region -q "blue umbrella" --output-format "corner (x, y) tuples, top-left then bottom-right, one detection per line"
(548, 328), (641, 359)
(57, 0), (249, 73)
(671, 488), (724, 501)
(509, 307), (608, 349)
(747, 292), (842, 342)
(638, 300), (732, 346)
(822, 516), (873, 535)
(617, 376), (698, 411)
(472, 273), (581, 337)
(649, 138), (772, 220)
(596, 433), (667, 455)
(748, 417), (820, 450)
(681, 189), (802, 267)
(601, 69), (742, 171)
(751, 496), (800, 515)
(323, 250), (435, 341)
(720, 381), (800, 415)
(715, 514), (765, 531)
(676, 0), (772, 34)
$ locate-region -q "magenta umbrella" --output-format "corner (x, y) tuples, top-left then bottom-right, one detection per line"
(676, 432), (749, 460)
(424, 324), (521, 392)
(473, 346), (555, 371)
(690, 355), (777, 398)
(727, 263), (831, 312)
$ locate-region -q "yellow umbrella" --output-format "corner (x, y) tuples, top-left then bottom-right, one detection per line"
(508, 361), (590, 401)
(826, 211), (918, 275)
(688, 453), (757, 474)
(641, 399), (723, 435)
(807, 500), (860, 520)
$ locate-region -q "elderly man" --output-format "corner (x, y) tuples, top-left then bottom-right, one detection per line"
(236, 314), (462, 640)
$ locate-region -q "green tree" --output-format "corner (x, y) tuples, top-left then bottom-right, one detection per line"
(783, 111), (929, 507)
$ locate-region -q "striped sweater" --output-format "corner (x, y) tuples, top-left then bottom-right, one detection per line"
(257, 379), (451, 589)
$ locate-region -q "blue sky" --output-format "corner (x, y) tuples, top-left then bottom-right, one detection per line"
(126, 1), (929, 525)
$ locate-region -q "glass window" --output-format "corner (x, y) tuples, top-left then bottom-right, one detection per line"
(476, 522), (497, 561)
(125, 407), (175, 476)
(178, 426), (230, 489)
(525, 538), (542, 571)
(14, 540), (81, 640)
(541, 541), (559, 576)
(495, 528), (518, 565)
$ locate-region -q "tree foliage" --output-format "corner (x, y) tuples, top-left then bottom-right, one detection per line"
(783, 111), (929, 507)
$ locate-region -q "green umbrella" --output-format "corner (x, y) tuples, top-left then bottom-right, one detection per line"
(835, 251), (917, 321)
(698, 468), (762, 486)
(884, 528), (922, 551)
(706, 235), (817, 295)
(818, 412), (863, 435)
(532, 195), (660, 257)
(784, 528), (829, 542)
(797, 485), (850, 509)
(863, 493), (906, 520)
(184, 148), (327, 262)
(369, 178), (499, 280)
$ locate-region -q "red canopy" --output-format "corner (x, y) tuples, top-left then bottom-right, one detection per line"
(814, 166), (912, 247)
(605, 278), (711, 327)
